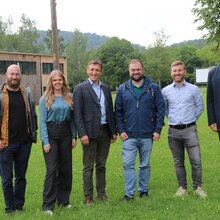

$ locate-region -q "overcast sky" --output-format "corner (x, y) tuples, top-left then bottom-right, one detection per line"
(0, 0), (205, 47)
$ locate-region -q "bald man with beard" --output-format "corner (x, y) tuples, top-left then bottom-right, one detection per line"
(0, 64), (37, 215)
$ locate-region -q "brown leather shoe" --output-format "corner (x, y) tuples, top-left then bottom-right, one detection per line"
(97, 194), (108, 201)
(84, 197), (94, 206)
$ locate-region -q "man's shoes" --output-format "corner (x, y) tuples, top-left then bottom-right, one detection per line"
(84, 197), (94, 206)
(43, 210), (53, 216)
(5, 210), (15, 215)
(175, 187), (188, 196)
(121, 195), (134, 202)
(194, 187), (207, 198)
(58, 204), (72, 208)
(139, 192), (148, 198)
(97, 194), (108, 201)
(15, 207), (23, 212)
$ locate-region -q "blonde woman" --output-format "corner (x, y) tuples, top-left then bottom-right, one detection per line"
(39, 70), (76, 215)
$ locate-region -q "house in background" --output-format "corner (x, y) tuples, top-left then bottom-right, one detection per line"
(0, 51), (67, 103)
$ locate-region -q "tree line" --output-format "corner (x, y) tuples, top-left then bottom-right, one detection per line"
(1, 0), (220, 90)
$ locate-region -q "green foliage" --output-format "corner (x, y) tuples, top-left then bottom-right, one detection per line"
(65, 29), (89, 90)
(0, 16), (15, 51)
(196, 43), (220, 66)
(171, 45), (203, 73)
(192, 0), (220, 48)
(171, 39), (207, 48)
(185, 72), (195, 84)
(144, 47), (172, 87)
(96, 37), (137, 89)
(38, 31), (145, 52)
(16, 14), (44, 53)
(151, 29), (170, 48)
(0, 14), (44, 53)
(144, 30), (172, 87)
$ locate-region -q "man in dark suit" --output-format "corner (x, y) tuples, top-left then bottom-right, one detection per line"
(207, 64), (220, 140)
(73, 60), (117, 205)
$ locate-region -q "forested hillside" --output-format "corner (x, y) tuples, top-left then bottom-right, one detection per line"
(37, 30), (146, 51)
(37, 30), (205, 51)
(170, 39), (207, 48)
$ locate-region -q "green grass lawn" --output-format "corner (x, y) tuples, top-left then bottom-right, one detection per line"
(1, 87), (220, 219)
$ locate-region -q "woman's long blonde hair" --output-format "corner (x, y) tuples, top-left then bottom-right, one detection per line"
(43, 70), (73, 110)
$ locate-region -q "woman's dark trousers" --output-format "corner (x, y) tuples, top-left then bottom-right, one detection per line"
(42, 122), (72, 210)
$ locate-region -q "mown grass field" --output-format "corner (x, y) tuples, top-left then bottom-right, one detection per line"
(0, 86), (220, 220)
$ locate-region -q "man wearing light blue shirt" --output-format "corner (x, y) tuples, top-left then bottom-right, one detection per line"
(89, 79), (107, 125)
(162, 60), (207, 198)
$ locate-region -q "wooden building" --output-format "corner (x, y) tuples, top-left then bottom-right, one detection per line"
(0, 51), (67, 103)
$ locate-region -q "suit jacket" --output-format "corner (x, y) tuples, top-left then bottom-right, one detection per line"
(73, 80), (116, 139)
(207, 64), (220, 137)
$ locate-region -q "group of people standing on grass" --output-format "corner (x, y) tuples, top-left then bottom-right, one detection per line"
(0, 59), (219, 215)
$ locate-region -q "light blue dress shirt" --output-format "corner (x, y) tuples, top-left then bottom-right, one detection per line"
(162, 80), (204, 125)
(89, 79), (107, 124)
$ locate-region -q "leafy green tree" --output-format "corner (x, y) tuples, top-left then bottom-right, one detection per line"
(0, 16), (13, 35)
(66, 29), (88, 90)
(172, 46), (203, 74)
(170, 46), (204, 83)
(192, 0), (220, 48)
(144, 30), (172, 87)
(97, 37), (140, 89)
(0, 16), (14, 51)
(150, 29), (170, 48)
(16, 14), (44, 53)
(196, 43), (220, 67)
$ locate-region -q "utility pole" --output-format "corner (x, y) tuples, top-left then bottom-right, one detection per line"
(50, 0), (59, 69)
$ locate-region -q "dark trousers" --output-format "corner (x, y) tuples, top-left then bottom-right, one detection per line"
(42, 122), (72, 210)
(0, 142), (31, 213)
(82, 126), (110, 198)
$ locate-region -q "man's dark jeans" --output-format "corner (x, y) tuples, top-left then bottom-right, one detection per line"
(0, 142), (32, 213)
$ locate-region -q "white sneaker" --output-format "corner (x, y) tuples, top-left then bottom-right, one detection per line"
(175, 187), (188, 196)
(194, 187), (207, 198)
(65, 205), (72, 209)
(43, 210), (53, 216)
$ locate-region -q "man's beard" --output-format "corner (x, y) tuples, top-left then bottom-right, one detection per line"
(131, 75), (144, 82)
(7, 80), (21, 89)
